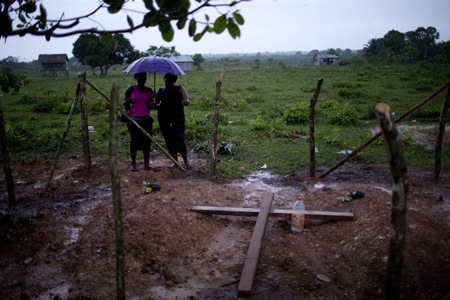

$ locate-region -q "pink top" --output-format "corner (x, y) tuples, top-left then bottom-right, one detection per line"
(129, 85), (153, 117)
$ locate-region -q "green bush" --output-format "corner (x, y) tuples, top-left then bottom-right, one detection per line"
(36, 128), (63, 148)
(327, 102), (358, 125)
(283, 101), (309, 124)
(249, 116), (267, 131)
(5, 122), (31, 147)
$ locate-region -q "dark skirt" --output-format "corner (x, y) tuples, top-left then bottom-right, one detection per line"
(127, 116), (153, 152)
(158, 119), (187, 156)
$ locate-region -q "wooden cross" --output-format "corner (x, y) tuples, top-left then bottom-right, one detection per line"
(191, 192), (354, 295)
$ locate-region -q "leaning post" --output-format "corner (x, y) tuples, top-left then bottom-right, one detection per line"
(433, 80), (450, 180)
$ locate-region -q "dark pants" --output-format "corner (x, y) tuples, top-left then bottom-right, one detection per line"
(159, 119), (187, 158)
(127, 117), (153, 155)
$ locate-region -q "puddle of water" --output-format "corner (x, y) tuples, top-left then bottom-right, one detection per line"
(233, 171), (292, 206)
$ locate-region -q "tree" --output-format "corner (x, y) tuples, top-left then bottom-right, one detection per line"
(72, 33), (134, 75)
(192, 53), (205, 70)
(0, 0), (247, 42)
(436, 40), (450, 63)
(363, 38), (386, 58)
(405, 26), (440, 61)
(383, 30), (406, 56)
(0, 71), (28, 208)
(146, 46), (180, 57)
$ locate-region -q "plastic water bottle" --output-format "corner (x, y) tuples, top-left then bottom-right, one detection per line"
(291, 196), (305, 233)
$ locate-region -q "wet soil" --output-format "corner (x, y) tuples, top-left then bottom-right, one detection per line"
(0, 155), (449, 300)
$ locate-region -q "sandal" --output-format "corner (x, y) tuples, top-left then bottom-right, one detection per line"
(144, 165), (151, 170)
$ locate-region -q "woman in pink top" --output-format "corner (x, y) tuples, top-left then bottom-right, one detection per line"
(123, 72), (156, 171)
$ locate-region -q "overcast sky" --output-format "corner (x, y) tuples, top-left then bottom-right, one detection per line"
(1, 0), (449, 62)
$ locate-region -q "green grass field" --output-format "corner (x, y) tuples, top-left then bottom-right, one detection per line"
(2, 62), (449, 178)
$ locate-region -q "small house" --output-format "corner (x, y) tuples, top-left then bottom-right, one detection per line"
(312, 54), (339, 66)
(169, 55), (194, 72)
(38, 54), (69, 76)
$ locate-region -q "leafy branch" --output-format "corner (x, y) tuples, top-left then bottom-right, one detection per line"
(1, 0), (248, 42)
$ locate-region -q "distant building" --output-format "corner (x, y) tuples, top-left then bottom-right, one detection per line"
(38, 54), (69, 76)
(169, 55), (194, 72)
(312, 54), (339, 66)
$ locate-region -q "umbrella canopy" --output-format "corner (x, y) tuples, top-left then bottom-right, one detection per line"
(123, 56), (186, 76)
(123, 56), (186, 91)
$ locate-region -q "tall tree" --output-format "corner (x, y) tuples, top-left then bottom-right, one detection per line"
(405, 27), (440, 61)
(383, 30), (406, 56)
(72, 33), (134, 75)
(363, 38), (385, 57)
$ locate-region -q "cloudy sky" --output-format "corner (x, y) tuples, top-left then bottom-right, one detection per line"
(1, 0), (449, 62)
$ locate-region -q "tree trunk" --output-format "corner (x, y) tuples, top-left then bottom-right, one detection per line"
(0, 99), (16, 207)
(374, 103), (408, 300)
(109, 83), (126, 300)
(309, 78), (323, 177)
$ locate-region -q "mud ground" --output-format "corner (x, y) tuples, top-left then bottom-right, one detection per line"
(0, 154), (449, 300)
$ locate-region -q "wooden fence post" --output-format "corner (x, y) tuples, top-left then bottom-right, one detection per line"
(109, 83), (126, 300)
(0, 99), (16, 207)
(374, 102), (408, 300)
(210, 79), (222, 177)
(433, 81), (450, 180)
(44, 84), (80, 192)
(209, 58), (227, 177)
(79, 72), (91, 168)
(309, 78), (323, 177)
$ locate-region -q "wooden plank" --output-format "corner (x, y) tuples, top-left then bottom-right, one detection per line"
(237, 192), (274, 295)
(191, 206), (354, 221)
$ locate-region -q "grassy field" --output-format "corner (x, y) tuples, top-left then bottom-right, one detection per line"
(2, 62), (449, 178)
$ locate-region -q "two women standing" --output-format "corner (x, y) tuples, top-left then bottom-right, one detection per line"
(123, 72), (191, 171)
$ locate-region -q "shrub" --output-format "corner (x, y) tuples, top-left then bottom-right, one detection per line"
(283, 101), (309, 124)
(327, 102), (358, 125)
(249, 116), (267, 131)
(31, 97), (58, 113)
(5, 122), (31, 147)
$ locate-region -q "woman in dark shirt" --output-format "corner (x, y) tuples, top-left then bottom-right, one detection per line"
(155, 73), (191, 169)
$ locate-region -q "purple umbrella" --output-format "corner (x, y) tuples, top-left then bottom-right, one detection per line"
(123, 56), (186, 90)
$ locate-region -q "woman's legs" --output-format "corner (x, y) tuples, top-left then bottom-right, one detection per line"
(128, 118), (153, 171)
(160, 120), (190, 169)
